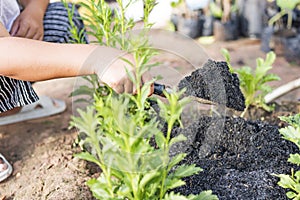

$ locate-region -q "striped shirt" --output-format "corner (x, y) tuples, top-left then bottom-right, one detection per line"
(0, 1), (87, 113)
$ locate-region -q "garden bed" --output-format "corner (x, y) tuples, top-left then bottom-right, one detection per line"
(0, 38), (299, 199)
(166, 56), (300, 199)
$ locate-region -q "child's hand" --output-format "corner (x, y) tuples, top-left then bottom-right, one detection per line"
(10, 4), (44, 40)
(99, 54), (153, 95)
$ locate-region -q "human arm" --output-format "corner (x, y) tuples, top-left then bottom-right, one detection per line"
(0, 24), (153, 94)
(10, 0), (49, 40)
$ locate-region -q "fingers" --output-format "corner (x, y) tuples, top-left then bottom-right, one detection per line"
(114, 83), (125, 94)
(112, 79), (134, 94)
(25, 27), (36, 39)
(10, 14), (44, 40)
(124, 79), (133, 94)
(109, 75), (152, 95)
(11, 19), (30, 38)
(10, 19), (20, 36)
(33, 32), (44, 41)
(31, 29), (43, 40)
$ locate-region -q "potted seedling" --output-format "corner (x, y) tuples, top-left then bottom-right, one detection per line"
(210, 0), (239, 41)
(170, 0), (205, 38)
(262, 0), (300, 64)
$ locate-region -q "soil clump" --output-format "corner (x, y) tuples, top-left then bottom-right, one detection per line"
(178, 60), (245, 111)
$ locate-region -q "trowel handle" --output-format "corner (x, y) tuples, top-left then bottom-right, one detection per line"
(154, 82), (173, 97)
(154, 82), (166, 96)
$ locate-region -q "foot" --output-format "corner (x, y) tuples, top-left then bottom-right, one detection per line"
(0, 96), (66, 126)
(0, 154), (13, 182)
(0, 107), (22, 117)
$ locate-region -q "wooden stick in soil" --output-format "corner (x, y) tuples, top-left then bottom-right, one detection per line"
(265, 78), (300, 103)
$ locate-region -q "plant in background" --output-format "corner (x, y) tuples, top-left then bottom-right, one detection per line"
(221, 48), (234, 73)
(209, 0), (238, 23)
(275, 114), (300, 200)
(67, 0), (218, 199)
(268, 0), (300, 29)
(62, 1), (87, 44)
(222, 49), (280, 116)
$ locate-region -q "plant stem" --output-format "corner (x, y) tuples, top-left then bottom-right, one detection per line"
(241, 105), (249, 118)
(159, 121), (173, 199)
(92, 131), (114, 197)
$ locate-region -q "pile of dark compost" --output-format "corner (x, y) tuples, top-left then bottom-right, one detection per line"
(173, 116), (298, 200)
(178, 60), (245, 111)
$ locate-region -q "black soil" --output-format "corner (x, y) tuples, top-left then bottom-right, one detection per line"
(178, 59), (245, 111)
(173, 116), (298, 199)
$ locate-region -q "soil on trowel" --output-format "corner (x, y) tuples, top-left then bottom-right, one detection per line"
(173, 116), (298, 200)
(178, 60), (245, 111)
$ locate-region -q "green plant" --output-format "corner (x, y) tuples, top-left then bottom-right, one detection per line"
(62, 1), (87, 44)
(170, 0), (184, 8)
(235, 52), (280, 116)
(236, 51), (280, 114)
(67, 0), (218, 199)
(71, 88), (218, 199)
(268, 0), (300, 29)
(221, 49), (280, 116)
(221, 48), (234, 73)
(274, 114), (300, 200)
(209, 0), (238, 22)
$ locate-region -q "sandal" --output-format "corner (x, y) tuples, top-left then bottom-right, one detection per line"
(0, 96), (66, 126)
(0, 153), (13, 182)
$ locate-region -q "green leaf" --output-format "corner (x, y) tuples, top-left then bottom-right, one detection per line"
(209, 2), (223, 18)
(276, 174), (295, 189)
(286, 191), (297, 199)
(74, 152), (101, 166)
(165, 178), (186, 190)
(221, 48), (234, 73)
(155, 131), (166, 149)
(260, 73), (281, 84)
(87, 178), (113, 199)
(280, 126), (300, 148)
(169, 134), (187, 147)
(279, 114), (300, 128)
(172, 164), (203, 178)
(288, 154), (300, 165)
(294, 183), (300, 193)
(295, 171), (300, 182)
(164, 192), (189, 200)
(168, 153), (186, 170)
(139, 170), (160, 189)
(189, 190), (219, 200)
(276, 0), (300, 10)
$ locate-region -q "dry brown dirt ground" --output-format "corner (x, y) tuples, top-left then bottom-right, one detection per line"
(0, 38), (299, 200)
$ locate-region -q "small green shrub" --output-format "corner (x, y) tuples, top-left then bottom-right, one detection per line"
(71, 87), (218, 199)
(221, 49), (280, 116)
(275, 114), (300, 200)
(67, 0), (218, 199)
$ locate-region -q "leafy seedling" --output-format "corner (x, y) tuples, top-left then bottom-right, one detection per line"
(224, 51), (280, 117)
(274, 114), (300, 200)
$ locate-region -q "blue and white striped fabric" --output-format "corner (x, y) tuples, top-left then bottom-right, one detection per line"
(0, 2), (87, 113)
